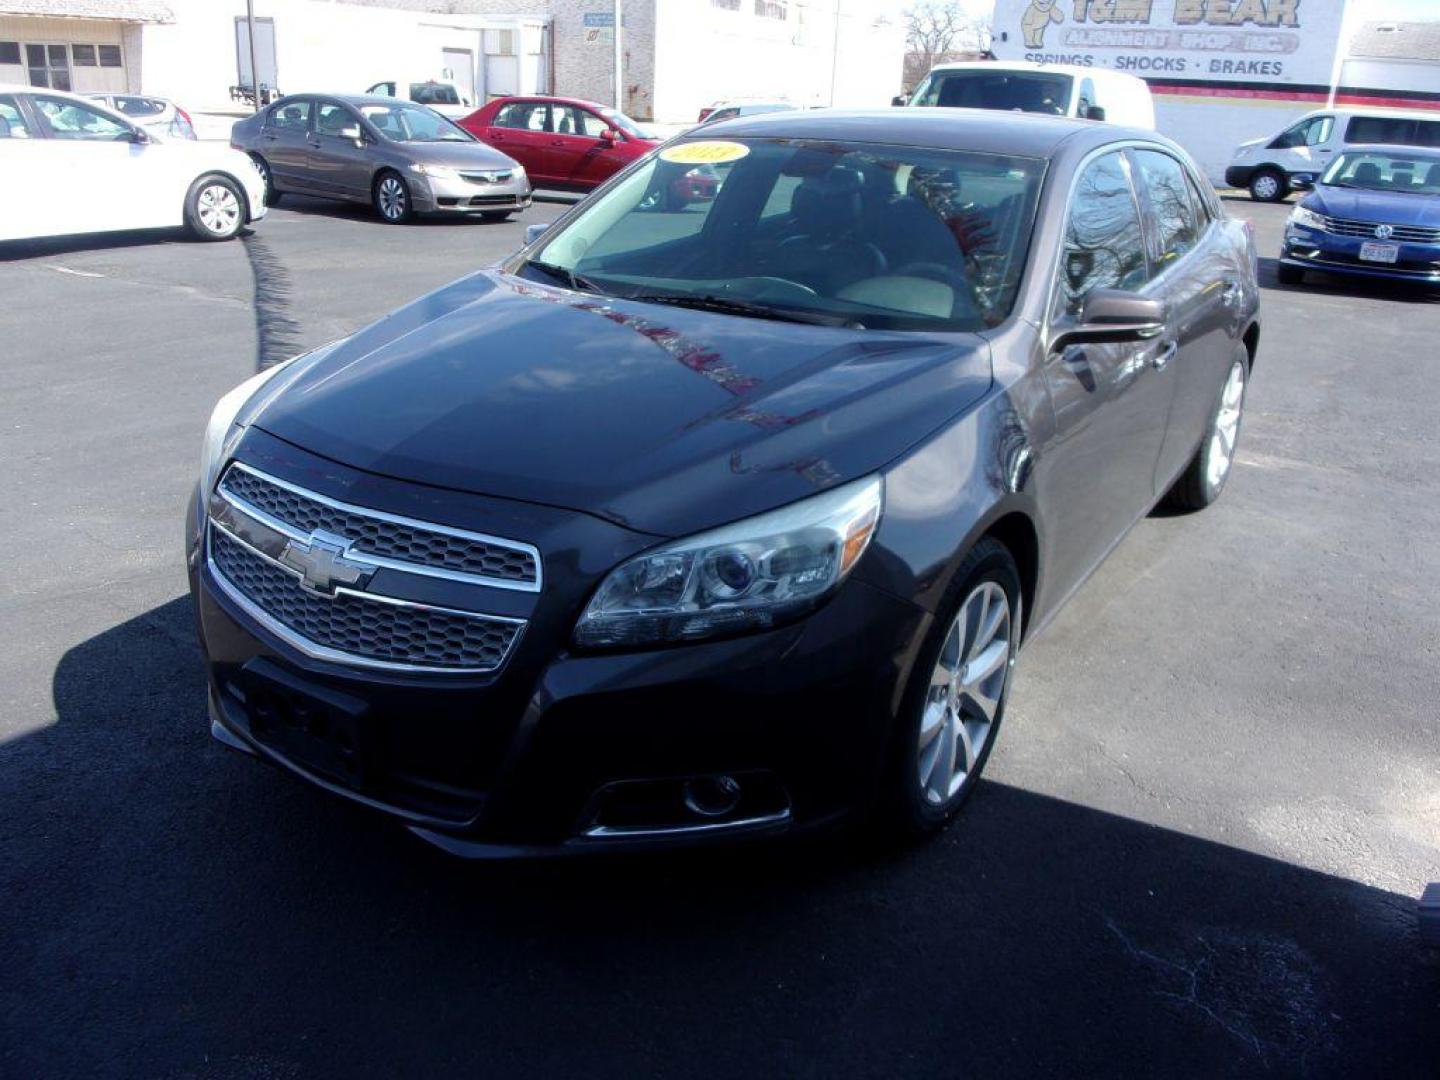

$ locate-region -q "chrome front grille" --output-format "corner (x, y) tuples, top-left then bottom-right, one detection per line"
(219, 463), (538, 589)
(1319, 215), (1440, 243)
(206, 463), (536, 673)
(459, 170), (514, 184)
(210, 528), (522, 671)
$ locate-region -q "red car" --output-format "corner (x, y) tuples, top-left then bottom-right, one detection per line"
(457, 95), (659, 191)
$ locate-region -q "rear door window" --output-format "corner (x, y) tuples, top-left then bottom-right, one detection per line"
(32, 95), (129, 140)
(1057, 151), (1148, 316)
(494, 101), (549, 131)
(267, 100), (312, 132)
(1345, 115), (1416, 145)
(1132, 149), (1201, 268)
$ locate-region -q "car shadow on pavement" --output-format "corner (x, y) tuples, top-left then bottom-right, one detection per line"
(1257, 255), (1440, 302)
(2, 596), (1434, 1079)
(0, 227), (256, 261)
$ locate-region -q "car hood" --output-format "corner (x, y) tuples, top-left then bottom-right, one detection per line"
(404, 140), (519, 170)
(1308, 186), (1440, 226)
(251, 271), (993, 537)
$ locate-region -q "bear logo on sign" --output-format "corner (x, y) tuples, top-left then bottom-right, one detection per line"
(1021, 0), (1064, 47)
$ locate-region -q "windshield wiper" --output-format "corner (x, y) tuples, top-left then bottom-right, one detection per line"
(526, 260), (604, 294)
(626, 293), (859, 328)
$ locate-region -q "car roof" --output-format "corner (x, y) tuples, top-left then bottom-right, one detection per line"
(488, 94), (612, 111)
(277, 93), (413, 108)
(0, 82), (131, 119)
(1336, 143), (1440, 160)
(924, 61), (1145, 85)
(696, 107), (1147, 159)
(1310, 105), (1440, 121)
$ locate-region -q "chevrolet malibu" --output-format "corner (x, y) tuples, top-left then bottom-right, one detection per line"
(187, 110), (1260, 857)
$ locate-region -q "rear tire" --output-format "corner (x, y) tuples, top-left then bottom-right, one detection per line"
(1249, 167), (1288, 203)
(878, 537), (1020, 842)
(373, 170), (413, 224)
(1163, 345), (1250, 512)
(250, 154), (281, 206)
(184, 173), (245, 241)
(1276, 262), (1304, 286)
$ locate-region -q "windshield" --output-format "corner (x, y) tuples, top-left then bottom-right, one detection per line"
(1322, 150), (1440, 194)
(360, 102), (472, 142)
(912, 70), (1073, 116)
(520, 137), (1044, 332)
(601, 107), (650, 139)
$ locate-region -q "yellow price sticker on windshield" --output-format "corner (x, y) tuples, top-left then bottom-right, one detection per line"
(659, 140), (750, 165)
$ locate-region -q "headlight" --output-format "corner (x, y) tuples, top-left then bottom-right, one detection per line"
(1234, 145), (1254, 160)
(1289, 206), (1326, 232)
(410, 162), (458, 179)
(198, 342), (343, 498)
(573, 476), (882, 649)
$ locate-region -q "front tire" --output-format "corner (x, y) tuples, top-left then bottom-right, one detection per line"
(880, 537), (1020, 841)
(185, 174), (245, 241)
(1249, 167), (1288, 203)
(373, 170), (413, 224)
(1163, 346), (1249, 511)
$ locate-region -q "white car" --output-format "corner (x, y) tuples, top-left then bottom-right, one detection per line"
(364, 79), (472, 120)
(85, 93), (197, 140)
(0, 84), (266, 243)
(906, 62), (1155, 129)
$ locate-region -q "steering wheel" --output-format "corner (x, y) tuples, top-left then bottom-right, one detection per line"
(777, 234), (888, 280)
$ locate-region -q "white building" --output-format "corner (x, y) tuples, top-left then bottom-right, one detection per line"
(986, 0), (1440, 182)
(0, 0), (905, 123)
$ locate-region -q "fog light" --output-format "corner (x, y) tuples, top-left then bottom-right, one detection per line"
(684, 775), (742, 817)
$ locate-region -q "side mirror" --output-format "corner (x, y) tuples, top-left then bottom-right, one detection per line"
(599, 127), (618, 143)
(127, 127), (150, 144)
(1051, 289), (1165, 351)
(340, 124), (363, 146)
(1084, 105), (1107, 122)
(1291, 173), (1315, 190)
(524, 222), (551, 246)
(891, 94), (909, 107)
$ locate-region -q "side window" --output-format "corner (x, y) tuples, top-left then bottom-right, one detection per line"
(32, 95), (129, 140)
(1058, 151), (1147, 316)
(554, 106), (609, 138)
(1133, 149), (1200, 267)
(0, 94), (32, 138)
(267, 100), (312, 131)
(316, 103), (357, 138)
(1077, 78), (1096, 115)
(711, 107), (740, 123)
(366, 82), (394, 97)
(1414, 120), (1440, 149)
(494, 102), (548, 131)
(1308, 116), (1333, 145)
(1345, 115), (1416, 145)
(114, 96), (164, 118)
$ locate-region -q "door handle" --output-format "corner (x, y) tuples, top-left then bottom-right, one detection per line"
(262, 132), (276, 141)
(1151, 341), (1178, 371)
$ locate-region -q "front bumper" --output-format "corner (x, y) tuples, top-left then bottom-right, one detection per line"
(1224, 164), (1256, 189)
(1282, 226), (1440, 284)
(412, 171), (533, 215)
(186, 440), (929, 857)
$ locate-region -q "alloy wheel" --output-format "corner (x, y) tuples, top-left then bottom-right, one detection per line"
(1251, 173), (1280, 201)
(1206, 359), (1246, 491)
(378, 176), (407, 221)
(196, 183), (240, 235)
(918, 581), (1012, 806)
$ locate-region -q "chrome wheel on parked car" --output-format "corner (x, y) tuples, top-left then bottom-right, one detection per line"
(185, 175), (245, 241)
(1206, 359), (1246, 493)
(374, 172), (412, 224)
(919, 580), (1013, 807)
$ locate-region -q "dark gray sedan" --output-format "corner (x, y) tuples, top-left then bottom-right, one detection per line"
(190, 110), (1260, 855)
(230, 94), (532, 223)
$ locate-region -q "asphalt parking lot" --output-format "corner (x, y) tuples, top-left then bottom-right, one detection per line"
(1, 194), (1437, 1078)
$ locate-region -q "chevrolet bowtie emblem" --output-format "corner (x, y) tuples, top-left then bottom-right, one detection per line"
(280, 530), (374, 596)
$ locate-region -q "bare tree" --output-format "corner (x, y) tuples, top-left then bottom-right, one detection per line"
(905, 2), (990, 72)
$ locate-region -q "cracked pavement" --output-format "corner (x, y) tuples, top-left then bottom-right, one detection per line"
(1, 197), (1437, 1078)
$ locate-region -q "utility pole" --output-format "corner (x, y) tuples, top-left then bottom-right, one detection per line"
(245, 0), (261, 111)
(829, 0), (841, 107)
(613, 0), (623, 110)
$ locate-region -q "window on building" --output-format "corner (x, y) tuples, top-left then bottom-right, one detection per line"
(71, 43), (96, 66)
(711, 0), (741, 9)
(0, 41), (21, 65)
(1058, 151), (1147, 317)
(97, 45), (121, 67)
(26, 44), (70, 91)
(755, 0), (787, 17)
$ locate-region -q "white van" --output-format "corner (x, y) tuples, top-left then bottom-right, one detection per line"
(364, 79), (471, 120)
(904, 62), (1155, 129)
(1226, 107), (1440, 202)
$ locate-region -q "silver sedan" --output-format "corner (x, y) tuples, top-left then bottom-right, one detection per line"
(230, 93), (532, 224)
